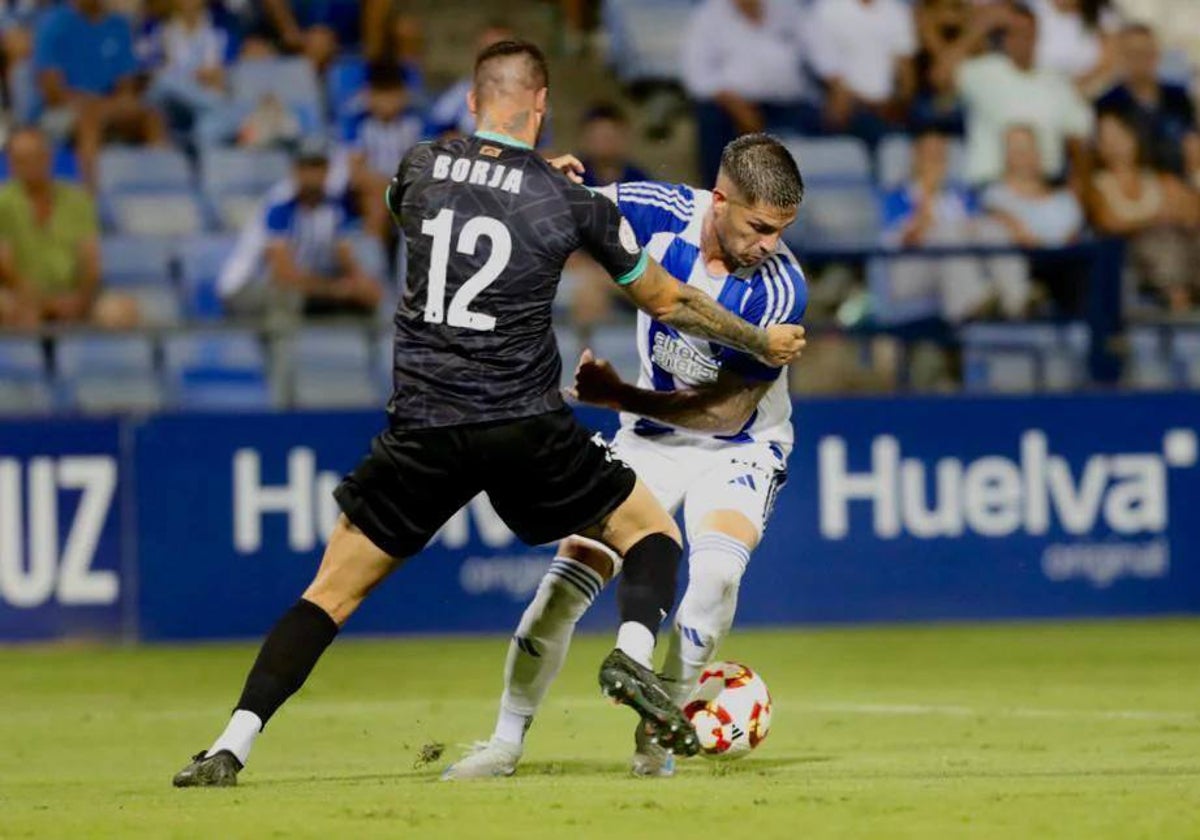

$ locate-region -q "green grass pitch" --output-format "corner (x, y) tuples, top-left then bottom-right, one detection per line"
(3, 620), (1200, 839)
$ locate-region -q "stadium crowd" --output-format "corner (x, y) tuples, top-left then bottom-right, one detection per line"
(0, 0), (1195, 403)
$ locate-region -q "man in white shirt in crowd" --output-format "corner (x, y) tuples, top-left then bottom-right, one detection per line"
(681, 0), (819, 184)
(946, 1), (1094, 186)
(807, 0), (917, 144)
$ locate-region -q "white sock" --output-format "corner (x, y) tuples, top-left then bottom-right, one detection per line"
(207, 709), (263, 766)
(615, 621), (656, 669)
(496, 556), (604, 745)
(661, 532), (750, 705)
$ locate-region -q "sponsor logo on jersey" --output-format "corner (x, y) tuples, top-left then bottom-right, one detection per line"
(652, 332), (719, 384)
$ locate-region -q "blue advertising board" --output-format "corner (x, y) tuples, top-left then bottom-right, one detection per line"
(133, 408), (623, 641)
(0, 418), (126, 640)
(5, 391), (1199, 642)
(748, 391), (1200, 624)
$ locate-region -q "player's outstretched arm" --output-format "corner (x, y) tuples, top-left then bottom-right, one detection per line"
(569, 349), (772, 435)
(622, 259), (805, 367)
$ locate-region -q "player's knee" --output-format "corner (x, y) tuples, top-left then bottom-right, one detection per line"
(688, 533), (752, 598)
(559, 536), (616, 582)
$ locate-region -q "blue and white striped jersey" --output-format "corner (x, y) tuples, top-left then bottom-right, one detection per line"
(596, 181), (807, 448)
(264, 193), (355, 279)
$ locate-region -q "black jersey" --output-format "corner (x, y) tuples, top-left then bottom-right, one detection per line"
(384, 132), (647, 429)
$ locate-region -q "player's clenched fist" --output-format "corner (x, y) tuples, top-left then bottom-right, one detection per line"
(758, 324), (806, 367)
(567, 348), (625, 410)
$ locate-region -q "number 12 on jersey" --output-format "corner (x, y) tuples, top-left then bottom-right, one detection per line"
(420, 209), (512, 332)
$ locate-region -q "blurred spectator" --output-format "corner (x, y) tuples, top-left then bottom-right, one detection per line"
(807, 0), (917, 143)
(344, 62), (423, 240)
(261, 0), (392, 71)
(236, 93), (302, 150)
(1096, 23), (1199, 180)
(982, 124), (1085, 245)
(1, 1), (43, 124)
(681, 0), (819, 184)
(882, 129), (1030, 322)
(577, 104), (649, 188)
(1031, 0), (1119, 92)
(1087, 109), (1200, 313)
(252, 139), (382, 319)
(33, 0), (167, 187)
(0, 127), (138, 329)
(912, 0), (981, 133)
(427, 20), (513, 139)
(143, 0), (236, 146)
(952, 2), (1094, 185)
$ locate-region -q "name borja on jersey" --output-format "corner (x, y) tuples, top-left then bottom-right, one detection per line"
(431, 153), (524, 195)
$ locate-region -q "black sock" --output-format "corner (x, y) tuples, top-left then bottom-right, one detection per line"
(616, 533), (682, 639)
(235, 598), (339, 726)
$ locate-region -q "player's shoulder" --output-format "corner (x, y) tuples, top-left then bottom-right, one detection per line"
(616, 181), (697, 217)
(743, 247), (808, 326)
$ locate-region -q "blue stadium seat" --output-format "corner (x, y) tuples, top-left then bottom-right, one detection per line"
(98, 148), (192, 195)
(177, 235), (237, 321)
(110, 194), (206, 237)
(602, 0), (696, 84)
(1125, 326), (1172, 389)
(961, 324), (1090, 393)
(0, 337), (52, 415)
(231, 57), (325, 132)
(287, 326), (376, 408)
(199, 148), (290, 230)
(100, 236), (180, 325)
(781, 137), (872, 186)
(877, 135), (967, 189)
(55, 334), (162, 413)
(376, 330), (394, 400)
(200, 148), (291, 199)
(163, 331), (271, 410)
(1170, 328), (1200, 387)
(791, 185), (881, 250)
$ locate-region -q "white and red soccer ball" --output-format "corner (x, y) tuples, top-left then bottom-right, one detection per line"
(683, 661), (772, 760)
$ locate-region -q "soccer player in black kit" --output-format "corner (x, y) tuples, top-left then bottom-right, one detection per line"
(174, 40), (806, 787)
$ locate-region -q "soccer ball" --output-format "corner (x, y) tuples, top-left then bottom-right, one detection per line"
(683, 661), (772, 760)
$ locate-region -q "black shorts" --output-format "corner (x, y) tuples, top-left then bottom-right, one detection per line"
(333, 407), (637, 558)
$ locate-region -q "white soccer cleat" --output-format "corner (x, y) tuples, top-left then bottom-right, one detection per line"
(631, 721), (676, 778)
(440, 739), (522, 781)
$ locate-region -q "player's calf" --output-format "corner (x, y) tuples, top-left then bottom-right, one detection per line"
(173, 516), (398, 786)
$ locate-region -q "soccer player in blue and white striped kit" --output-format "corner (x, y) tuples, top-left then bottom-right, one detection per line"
(445, 133), (808, 779)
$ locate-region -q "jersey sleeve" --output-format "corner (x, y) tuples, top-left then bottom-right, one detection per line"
(595, 181), (692, 247)
(567, 183), (647, 286)
(717, 258), (809, 382)
(263, 200), (291, 236)
(385, 141), (434, 224)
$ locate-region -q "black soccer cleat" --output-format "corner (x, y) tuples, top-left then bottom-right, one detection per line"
(598, 649), (699, 757)
(172, 749), (243, 787)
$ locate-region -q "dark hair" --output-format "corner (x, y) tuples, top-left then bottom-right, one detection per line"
(719, 133), (804, 209)
(474, 39), (549, 92)
(1096, 107), (1152, 168)
(581, 102), (628, 126)
(1079, 0), (1111, 28)
(365, 61), (405, 91)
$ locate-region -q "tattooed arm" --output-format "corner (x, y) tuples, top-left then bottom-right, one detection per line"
(621, 259), (805, 367)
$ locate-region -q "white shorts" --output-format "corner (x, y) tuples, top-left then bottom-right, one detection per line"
(611, 428), (789, 543)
